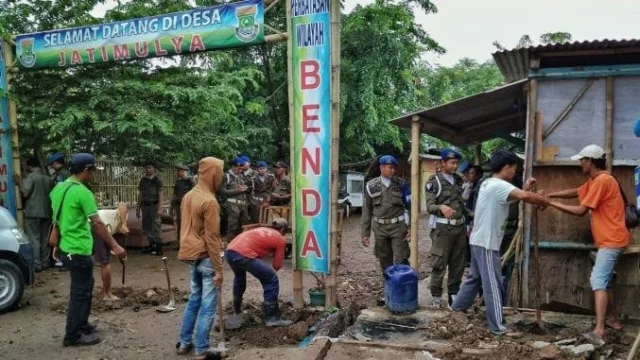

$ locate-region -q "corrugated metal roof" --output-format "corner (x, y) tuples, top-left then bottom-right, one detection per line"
(390, 80), (527, 146)
(492, 39), (640, 83)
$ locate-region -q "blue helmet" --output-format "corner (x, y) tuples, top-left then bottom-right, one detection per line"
(441, 148), (462, 161)
(634, 117), (640, 137)
(48, 152), (65, 165)
(379, 155), (399, 166)
(257, 161), (268, 168)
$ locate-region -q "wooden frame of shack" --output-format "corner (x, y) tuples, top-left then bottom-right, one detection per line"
(392, 39), (640, 318)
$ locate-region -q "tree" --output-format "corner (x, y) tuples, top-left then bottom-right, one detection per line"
(1, 0), (265, 165)
(494, 32), (573, 51)
(411, 59), (516, 161)
(339, 0), (443, 162)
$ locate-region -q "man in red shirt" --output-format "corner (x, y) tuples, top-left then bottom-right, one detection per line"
(543, 144), (630, 344)
(225, 218), (292, 329)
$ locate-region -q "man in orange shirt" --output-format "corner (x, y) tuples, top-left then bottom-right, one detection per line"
(225, 218), (292, 329)
(544, 144), (630, 344)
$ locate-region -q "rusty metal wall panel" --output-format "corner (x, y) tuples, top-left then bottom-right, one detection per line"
(613, 76), (640, 162)
(538, 79), (606, 160)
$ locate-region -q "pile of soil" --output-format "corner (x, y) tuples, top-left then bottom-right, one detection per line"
(50, 286), (188, 313)
(223, 301), (323, 349)
(417, 307), (633, 360)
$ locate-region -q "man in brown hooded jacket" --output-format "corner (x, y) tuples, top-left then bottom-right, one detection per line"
(176, 157), (224, 359)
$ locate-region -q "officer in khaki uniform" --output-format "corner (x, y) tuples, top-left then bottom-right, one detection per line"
(222, 157), (249, 242)
(171, 165), (195, 249)
(425, 149), (468, 308)
(271, 161), (291, 206)
(361, 155), (411, 276)
(249, 161), (276, 223)
(137, 163), (164, 256)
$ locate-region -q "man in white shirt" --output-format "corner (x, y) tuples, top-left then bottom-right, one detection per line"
(94, 203), (130, 300)
(450, 151), (548, 336)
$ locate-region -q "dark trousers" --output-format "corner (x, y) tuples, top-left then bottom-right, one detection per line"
(60, 253), (94, 342)
(225, 250), (279, 305)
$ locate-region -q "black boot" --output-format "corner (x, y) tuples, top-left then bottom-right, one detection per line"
(153, 243), (163, 256)
(141, 244), (154, 254)
(233, 298), (243, 314)
(263, 303), (292, 327)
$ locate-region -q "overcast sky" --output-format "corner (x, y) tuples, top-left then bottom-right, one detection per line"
(343, 0), (640, 66)
(93, 0), (640, 66)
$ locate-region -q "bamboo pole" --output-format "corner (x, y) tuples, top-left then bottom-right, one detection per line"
(286, 0), (304, 309)
(265, 0), (282, 12)
(605, 77), (614, 172)
(522, 79), (538, 307)
(535, 112), (543, 162)
(265, 33), (288, 44)
(2, 43), (24, 228)
(410, 116), (420, 269)
(325, 0), (341, 308)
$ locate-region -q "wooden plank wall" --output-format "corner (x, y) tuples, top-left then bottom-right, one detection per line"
(532, 76), (640, 317)
(531, 164), (640, 316)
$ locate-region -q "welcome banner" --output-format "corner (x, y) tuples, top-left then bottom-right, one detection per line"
(291, 0), (331, 273)
(0, 41), (18, 218)
(14, 0), (264, 69)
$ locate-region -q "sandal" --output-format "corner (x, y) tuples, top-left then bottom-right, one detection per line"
(582, 332), (605, 346)
(193, 351), (223, 360)
(175, 342), (192, 355)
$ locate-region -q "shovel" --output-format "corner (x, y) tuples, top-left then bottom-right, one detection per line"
(121, 234), (128, 287)
(215, 251), (228, 356)
(156, 257), (176, 313)
(215, 286), (228, 356)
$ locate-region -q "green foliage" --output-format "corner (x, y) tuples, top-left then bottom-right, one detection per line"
(411, 58), (516, 161)
(340, 0), (443, 162)
(494, 32), (573, 51)
(1, 0), (515, 167)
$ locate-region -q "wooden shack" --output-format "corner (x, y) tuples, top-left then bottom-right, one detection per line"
(392, 39), (640, 318)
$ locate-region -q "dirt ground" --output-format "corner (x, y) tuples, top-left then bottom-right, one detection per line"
(2, 215), (637, 360)
(0, 215), (431, 360)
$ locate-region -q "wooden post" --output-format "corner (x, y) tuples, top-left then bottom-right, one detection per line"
(522, 79), (537, 307)
(410, 115), (420, 269)
(2, 43), (24, 229)
(605, 76), (614, 172)
(325, 0), (341, 308)
(535, 112), (543, 162)
(286, 0), (304, 309)
(474, 143), (482, 165)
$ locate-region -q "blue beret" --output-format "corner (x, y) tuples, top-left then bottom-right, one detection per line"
(257, 161), (268, 168)
(231, 157), (244, 166)
(634, 117), (640, 137)
(379, 155), (398, 166)
(441, 148), (462, 160)
(240, 156), (250, 163)
(459, 161), (471, 174)
(48, 152), (65, 164)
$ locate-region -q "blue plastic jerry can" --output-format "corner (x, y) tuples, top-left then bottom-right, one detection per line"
(383, 264), (418, 314)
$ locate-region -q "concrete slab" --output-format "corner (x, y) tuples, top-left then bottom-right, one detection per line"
(344, 306), (449, 343)
(326, 342), (425, 360)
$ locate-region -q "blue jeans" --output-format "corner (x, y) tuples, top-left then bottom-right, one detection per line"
(178, 258), (217, 355)
(590, 248), (624, 291)
(226, 250), (279, 305)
